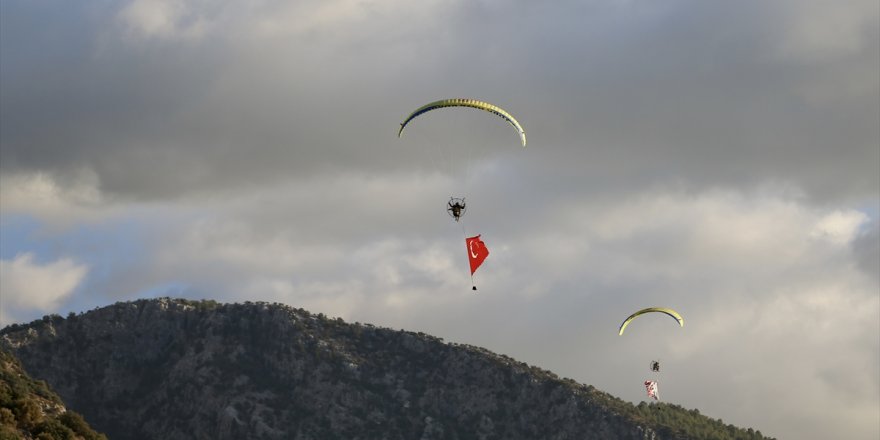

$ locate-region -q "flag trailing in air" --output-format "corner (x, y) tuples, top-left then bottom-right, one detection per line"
(644, 380), (659, 401)
(465, 235), (489, 275)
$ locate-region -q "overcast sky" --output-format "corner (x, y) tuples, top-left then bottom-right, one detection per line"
(1, 0), (878, 438)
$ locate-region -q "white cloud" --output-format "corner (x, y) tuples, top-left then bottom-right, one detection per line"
(810, 209), (870, 245)
(0, 171), (113, 231)
(672, 278), (878, 439)
(0, 253), (88, 326)
(115, 0), (446, 44)
(118, 0), (213, 41)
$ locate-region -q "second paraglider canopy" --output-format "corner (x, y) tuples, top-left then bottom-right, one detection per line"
(618, 307), (684, 335)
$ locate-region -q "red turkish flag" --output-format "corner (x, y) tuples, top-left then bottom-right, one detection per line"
(465, 235), (489, 275)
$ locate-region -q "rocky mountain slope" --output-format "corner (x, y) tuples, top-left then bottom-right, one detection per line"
(1, 299), (773, 440)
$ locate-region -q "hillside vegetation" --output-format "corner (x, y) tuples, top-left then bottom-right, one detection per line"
(0, 348), (105, 440)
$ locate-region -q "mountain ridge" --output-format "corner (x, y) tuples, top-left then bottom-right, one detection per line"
(1, 298), (774, 440)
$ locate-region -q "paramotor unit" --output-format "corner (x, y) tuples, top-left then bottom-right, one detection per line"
(447, 198), (467, 222)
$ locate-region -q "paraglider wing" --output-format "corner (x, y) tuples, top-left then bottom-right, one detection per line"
(398, 98), (526, 146)
(618, 307), (684, 335)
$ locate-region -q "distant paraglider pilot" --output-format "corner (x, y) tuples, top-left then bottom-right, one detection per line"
(447, 197), (467, 222)
(651, 360), (660, 372)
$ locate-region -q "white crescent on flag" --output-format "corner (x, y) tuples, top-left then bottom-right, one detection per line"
(465, 235), (489, 276)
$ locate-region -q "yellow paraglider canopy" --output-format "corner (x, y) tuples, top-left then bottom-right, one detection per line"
(398, 98), (526, 147)
(618, 307), (684, 335)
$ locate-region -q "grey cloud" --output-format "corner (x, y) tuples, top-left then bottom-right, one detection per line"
(2, 0), (877, 203)
(853, 219), (879, 282)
